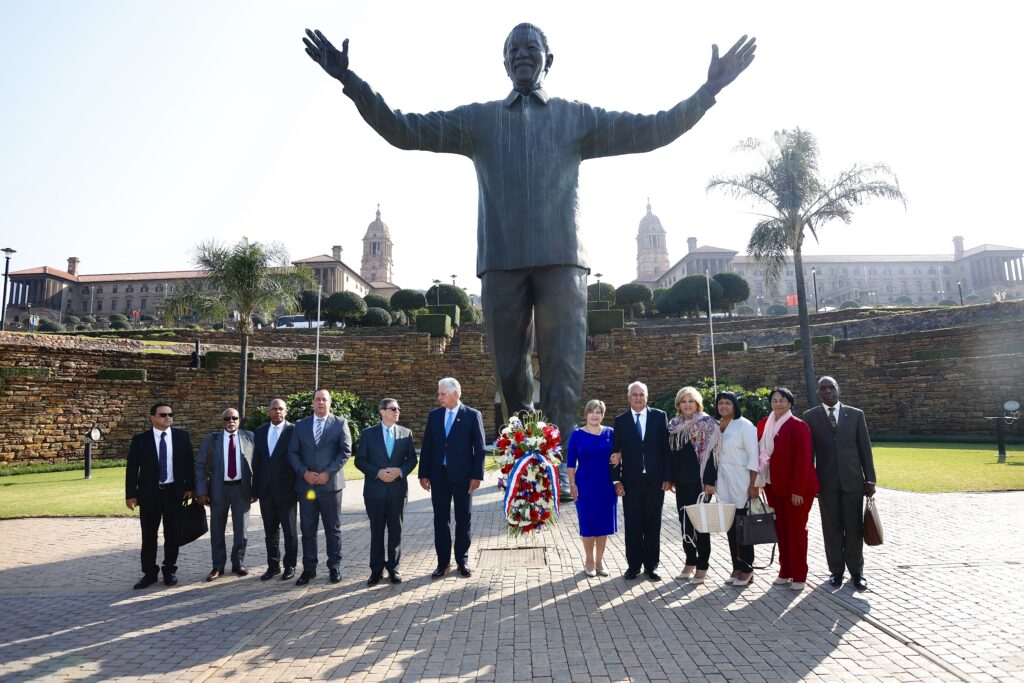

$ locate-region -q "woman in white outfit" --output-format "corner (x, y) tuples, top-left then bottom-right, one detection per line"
(713, 391), (761, 587)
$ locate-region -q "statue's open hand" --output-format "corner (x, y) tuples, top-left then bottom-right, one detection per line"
(303, 29), (349, 81)
(706, 35), (756, 96)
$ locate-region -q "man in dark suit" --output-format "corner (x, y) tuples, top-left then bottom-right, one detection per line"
(611, 381), (670, 581)
(125, 402), (194, 589)
(804, 376), (877, 591)
(288, 388), (352, 585)
(355, 397), (418, 586)
(419, 377), (486, 579)
(195, 407), (256, 581)
(252, 398), (298, 581)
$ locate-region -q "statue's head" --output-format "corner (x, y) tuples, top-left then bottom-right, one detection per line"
(504, 23), (553, 90)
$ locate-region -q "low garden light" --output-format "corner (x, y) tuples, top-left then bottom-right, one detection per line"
(82, 424), (102, 479)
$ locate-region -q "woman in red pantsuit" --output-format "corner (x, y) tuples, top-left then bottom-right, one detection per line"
(756, 387), (819, 591)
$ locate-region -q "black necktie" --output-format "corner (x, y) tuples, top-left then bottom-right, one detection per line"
(828, 407), (837, 429)
(159, 432), (169, 483)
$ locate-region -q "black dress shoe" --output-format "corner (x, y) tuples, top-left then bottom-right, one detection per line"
(828, 574), (843, 588)
(329, 569), (342, 583)
(295, 571), (316, 586)
(261, 567), (281, 581)
(231, 565), (250, 577)
(431, 564), (450, 579)
(367, 572), (383, 587)
(388, 571), (402, 584)
(133, 575), (159, 590)
(457, 564), (472, 577)
(163, 573), (178, 587)
(281, 567), (296, 581)
(852, 575), (868, 591)
(624, 568), (640, 580)
(206, 569), (223, 582)
(645, 571), (662, 582)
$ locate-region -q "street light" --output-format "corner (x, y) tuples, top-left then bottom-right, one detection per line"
(957, 281), (964, 306)
(432, 279), (442, 306)
(867, 290), (876, 306)
(1, 247), (15, 331)
(594, 273), (603, 302)
(811, 266), (819, 313)
(450, 274), (457, 287)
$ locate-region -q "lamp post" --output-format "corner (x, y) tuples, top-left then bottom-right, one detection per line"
(26, 302), (32, 331)
(432, 279), (442, 306)
(811, 266), (819, 313)
(957, 281), (964, 306)
(450, 274), (457, 287)
(594, 273), (603, 302)
(1, 247), (15, 331)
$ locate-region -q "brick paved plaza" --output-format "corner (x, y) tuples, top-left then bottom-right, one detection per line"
(0, 476), (1021, 682)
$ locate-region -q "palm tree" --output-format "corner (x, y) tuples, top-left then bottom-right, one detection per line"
(708, 128), (905, 405)
(164, 238), (313, 418)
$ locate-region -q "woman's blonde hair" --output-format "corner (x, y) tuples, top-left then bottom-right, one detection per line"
(674, 386), (703, 414)
(584, 399), (606, 416)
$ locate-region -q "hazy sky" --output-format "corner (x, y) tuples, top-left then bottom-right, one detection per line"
(1, 1), (1020, 293)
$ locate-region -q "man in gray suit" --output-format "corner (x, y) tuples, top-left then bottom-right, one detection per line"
(195, 407), (256, 581)
(252, 398), (298, 581)
(804, 376), (877, 591)
(354, 397), (418, 586)
(288, 388), (352, 586)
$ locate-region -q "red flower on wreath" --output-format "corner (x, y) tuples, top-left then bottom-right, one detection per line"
(514, 432), (524, 443)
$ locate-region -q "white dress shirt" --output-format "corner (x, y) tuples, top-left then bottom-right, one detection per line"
(267, 422), (283, 456)
(633, 408), (648, 440)
(222, 430), (242, 481)
(152, 427), (174, 483)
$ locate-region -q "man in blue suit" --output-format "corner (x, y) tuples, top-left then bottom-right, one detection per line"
(288, 389), (352, 585)
(252, 398), (298, 581)
(611, 381), (670, 581)
(419, 377), (486, 579)
(355, 397), (418, 586)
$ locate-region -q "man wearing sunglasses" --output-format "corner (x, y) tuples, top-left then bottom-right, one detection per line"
(195, 408), (256, 581)
(354, 398), (418, 586)
(125, 403), (195, 589)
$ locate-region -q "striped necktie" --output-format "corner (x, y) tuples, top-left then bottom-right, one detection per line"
(314, 417), (324, 445)
(828, 407), (837, 429)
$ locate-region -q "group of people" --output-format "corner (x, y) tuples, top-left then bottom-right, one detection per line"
(565, 376), (876, 590)
(125, 374), (875, 594)
(124, 378), (485, 589)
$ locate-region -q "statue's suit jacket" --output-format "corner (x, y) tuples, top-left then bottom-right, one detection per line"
(804, 405), (876, 492)
(287, 414), (351, 494)
(195, 430), (255, 501)
(252, 421), (296, 503)
(355, 423), (418, 500)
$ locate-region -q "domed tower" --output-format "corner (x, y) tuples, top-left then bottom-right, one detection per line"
(636, 199), (669, 282)
(360, 204), (393, 284)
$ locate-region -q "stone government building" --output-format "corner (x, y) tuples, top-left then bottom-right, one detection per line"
(5, 207), (400, 324)
(634, 201), (1024, 305)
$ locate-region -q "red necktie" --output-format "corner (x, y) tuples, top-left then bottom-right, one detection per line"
(228, 433), (237, 479)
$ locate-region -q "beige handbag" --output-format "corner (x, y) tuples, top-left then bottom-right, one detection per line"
(683, 492), (736, 539)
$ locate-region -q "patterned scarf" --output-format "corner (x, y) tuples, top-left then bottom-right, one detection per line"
(668, 411), (721, 480)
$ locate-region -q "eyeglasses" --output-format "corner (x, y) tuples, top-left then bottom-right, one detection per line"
(223, 416), (239, 422)
(157, 412), (173, 417)
(385, 407), (401, 412)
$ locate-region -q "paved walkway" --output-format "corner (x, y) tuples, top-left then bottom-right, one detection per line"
(0, 475), (1021, 682)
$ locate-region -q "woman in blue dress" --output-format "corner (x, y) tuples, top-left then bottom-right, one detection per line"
(566, 399), (618, 577)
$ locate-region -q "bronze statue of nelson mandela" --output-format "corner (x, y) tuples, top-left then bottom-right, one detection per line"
(302, 23), (755, 497)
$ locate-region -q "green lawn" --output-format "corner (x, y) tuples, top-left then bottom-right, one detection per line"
(1, 456), (504, 518)
(874, 442), (1024, 493)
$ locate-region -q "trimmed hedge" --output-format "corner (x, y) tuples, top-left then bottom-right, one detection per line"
(0, 366), (52, 390)
(97, 368), (148, 381)
(587, 309), (624, 334)
(204, 351), (255, 370)
(792, 335), (836, 350)
(914, 348), (960, 361)
(297, 353), (331, 362)
(426, 304), (460, 327)
(587, 301), (610, 311)
(416, 313), (452, 338)
(713, 341), (748, 353)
